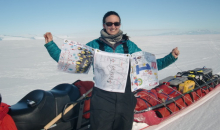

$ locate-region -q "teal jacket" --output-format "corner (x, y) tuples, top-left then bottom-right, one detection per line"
(45, 39), (177, 70)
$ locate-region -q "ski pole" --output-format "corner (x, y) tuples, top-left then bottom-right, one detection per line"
(43, 88), (93, 130)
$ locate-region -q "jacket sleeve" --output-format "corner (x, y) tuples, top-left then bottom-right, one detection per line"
(156, 52), (177, 70)
(86, 40), (94, 47)
(127, 40), (177, 71)
(44, 41), (61, 62)
(86, 39), (99, 49)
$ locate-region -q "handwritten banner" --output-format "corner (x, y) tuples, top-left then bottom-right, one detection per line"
(93, 49), (130, 93)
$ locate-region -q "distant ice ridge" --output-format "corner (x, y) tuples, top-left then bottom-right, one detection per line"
(53, 35), (76, 40)
(157, 29), (220, 36)
(1, 29), (220, 41)
(0, 35), (43, 40)
(0, 34), (75, 41)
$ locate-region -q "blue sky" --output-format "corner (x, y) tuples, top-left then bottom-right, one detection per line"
(0, 0), (220, 36)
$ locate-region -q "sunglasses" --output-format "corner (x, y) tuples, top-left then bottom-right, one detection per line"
(105, 22), (121, 26)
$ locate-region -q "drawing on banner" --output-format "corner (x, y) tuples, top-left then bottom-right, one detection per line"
(94, 50), (130, 93)
(58, 39), (94, 74)
(130, 51), (159, 91)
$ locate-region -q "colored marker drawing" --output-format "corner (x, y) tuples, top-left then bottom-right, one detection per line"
(58, 39), (94, 74)
(130, 51), (159, 91)
(94, 50), (130, 93)
(58, 42), (158, 92)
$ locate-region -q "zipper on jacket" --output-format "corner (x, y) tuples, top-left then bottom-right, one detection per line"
(113, 42), (124, 53)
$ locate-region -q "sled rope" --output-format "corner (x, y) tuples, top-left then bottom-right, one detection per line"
(204, 74), (217, 86)
(202, 79), (212, 89)
(194, 91), (201, 99)
(202, 74), (214, 87)
(165, 84), (193, 104)
(166, 84), (193, 103)
(139, 90), (174, 114)
(136, 89), (163, 104)
(174, 62), (183, 72)
(193, 79), (208, 93)
(169, 98), (179, 112)
(157, 87), (185, 109)
(193, 79), (214, 98)
(140, 87), (185, 114)
(43, 88), (93, 130)
(156, 87), (185, 112)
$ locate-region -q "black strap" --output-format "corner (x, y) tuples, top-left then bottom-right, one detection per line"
(122, 42), (129, 54)
(97, 40), (105, 51)
(97, 40), (129, 54)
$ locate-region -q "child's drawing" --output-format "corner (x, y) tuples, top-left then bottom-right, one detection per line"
(130, 51), (159, 91)
(94, 50), (130, 93)
(58, 39), (94, 74)
(58, 41), (158, 92)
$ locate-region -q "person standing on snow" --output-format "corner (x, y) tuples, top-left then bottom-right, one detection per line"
(44, 11), (180, 130)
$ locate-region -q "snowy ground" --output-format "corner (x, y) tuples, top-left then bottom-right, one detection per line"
(0, 34), (220, 130)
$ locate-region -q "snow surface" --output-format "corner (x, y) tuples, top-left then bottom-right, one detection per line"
(0, 34), (220, 130)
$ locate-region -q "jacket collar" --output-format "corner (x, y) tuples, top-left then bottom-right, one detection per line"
(98, 36), (127, 50)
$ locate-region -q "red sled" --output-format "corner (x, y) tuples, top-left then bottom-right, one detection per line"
(134, 76), (220, 127)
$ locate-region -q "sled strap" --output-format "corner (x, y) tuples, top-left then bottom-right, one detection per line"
(43, 88), (93, 130)
(97, 40), (129, 54)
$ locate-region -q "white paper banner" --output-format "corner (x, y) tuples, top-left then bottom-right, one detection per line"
(93, 49), (130, 93)
(58, 39), (94, 74)
(130, 51), (159, 91)
(58, 40), (159, 92)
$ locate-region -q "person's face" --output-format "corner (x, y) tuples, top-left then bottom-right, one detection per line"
(103, 15), (121, 35)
